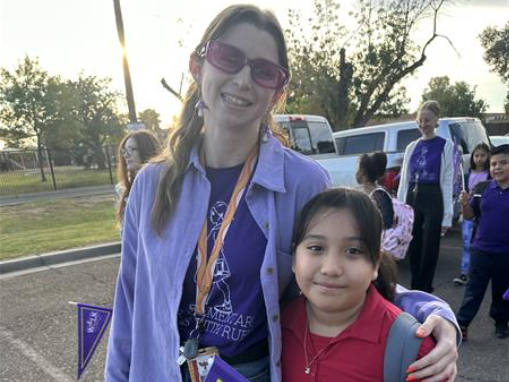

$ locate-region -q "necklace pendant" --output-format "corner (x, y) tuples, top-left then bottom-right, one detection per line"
(304, 367), (310, 374)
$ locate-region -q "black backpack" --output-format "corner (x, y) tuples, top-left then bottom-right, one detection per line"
(470, 180), (491, 242)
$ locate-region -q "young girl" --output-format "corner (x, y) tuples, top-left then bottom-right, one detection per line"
(453, 143), (490, 285)
(356, 152), (394, 229)
(282, 188), (443, 382)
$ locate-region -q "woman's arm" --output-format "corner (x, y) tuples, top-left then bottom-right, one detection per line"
(394, 285), (459, 382)
(397, 142), (415, 203)
(105, 177), (142, 381)
(440, 140), (455, 228)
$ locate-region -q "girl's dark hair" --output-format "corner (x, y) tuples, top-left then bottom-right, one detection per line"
(292, 188), (397, 301)
(358, 152), (388, 183)
(116, 130), (161, 222)
(470, 142), (490, 171)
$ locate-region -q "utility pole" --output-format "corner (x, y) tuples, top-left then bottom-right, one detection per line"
(112, 0), (138, 123)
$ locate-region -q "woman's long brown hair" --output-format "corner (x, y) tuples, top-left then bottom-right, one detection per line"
(151, 5), (290, 234)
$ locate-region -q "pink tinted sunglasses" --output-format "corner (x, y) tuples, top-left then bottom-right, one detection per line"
(198, 40), (289, 90)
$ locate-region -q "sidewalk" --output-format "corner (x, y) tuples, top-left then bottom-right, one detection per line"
(0, 185), (115, 207)
(0, 242), (121, 275)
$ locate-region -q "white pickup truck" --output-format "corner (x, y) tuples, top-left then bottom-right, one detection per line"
(275, 114), (491, 222)
(274, 114), (352, 187)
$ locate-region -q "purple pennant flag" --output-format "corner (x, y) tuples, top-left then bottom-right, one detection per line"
(203, 356), (250, 382)
(76, 303), (112, 379)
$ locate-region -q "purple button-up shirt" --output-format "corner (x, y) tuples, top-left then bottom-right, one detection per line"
(105, 135), (459, 382)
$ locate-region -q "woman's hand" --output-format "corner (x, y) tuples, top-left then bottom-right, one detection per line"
(406, 314), (458, 382)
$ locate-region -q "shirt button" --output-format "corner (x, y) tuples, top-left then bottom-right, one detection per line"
(276, 361), (281, 367)
(264, 222), (269, 230)
(272, 314), (279, 322)
(266, 267), (274, 275)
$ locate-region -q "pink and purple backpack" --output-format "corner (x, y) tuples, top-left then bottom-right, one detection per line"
(371, 187), (414, 260)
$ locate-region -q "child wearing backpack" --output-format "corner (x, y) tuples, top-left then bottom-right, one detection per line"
(356, 152), (414, 260)
(281, 188), (445, 382)
(452, 143), (490, 285)
(456, 144), (509, 340)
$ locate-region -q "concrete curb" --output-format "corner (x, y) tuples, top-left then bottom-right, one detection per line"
(0, 242), (121, 274)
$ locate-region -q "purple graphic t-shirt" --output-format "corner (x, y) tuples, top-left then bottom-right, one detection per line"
(178, 163), (268, 357)
(409, 136), (446, 184)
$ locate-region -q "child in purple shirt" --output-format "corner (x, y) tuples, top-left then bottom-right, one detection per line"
(453, 143), (490, 285)
(457, 144), (509, 340)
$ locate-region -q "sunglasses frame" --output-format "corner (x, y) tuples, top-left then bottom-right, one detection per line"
(197, 40), (290, 90)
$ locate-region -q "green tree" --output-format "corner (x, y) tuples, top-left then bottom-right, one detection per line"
(71, 74), (126, 169)
(479, 22), (509, 114)
(421, 76), (488, 117)
(0, 56), (79, 179)
(286, 0), (453, 130)
(138, 108), (162, 132)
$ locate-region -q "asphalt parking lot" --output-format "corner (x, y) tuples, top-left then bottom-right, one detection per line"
(0, 227), (507, 381)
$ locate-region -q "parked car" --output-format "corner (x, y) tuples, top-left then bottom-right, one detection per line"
(274, 114), (337, 156)
(332, 118), (490, 194)
(274, 114), (353, 188)
(490, 135), (509, 147)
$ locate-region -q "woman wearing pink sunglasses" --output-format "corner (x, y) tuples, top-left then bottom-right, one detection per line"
(105, 4), (459, 382)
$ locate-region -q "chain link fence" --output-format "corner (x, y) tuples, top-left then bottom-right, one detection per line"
(0, 146), (118, 196)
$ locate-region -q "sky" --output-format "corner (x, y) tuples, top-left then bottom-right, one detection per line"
(0, 0), (508, 128)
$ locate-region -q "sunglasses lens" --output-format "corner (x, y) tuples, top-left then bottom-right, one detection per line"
(251, 60), (287, 89)
(208, 42), (244, 73)
(206, 41), (288, 90)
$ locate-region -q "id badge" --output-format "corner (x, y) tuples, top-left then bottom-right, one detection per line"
(187, 347), (219, 382)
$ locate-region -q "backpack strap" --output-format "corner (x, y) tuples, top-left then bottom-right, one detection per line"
(472, 180), (491, 219)
(383, 312), (423, 382)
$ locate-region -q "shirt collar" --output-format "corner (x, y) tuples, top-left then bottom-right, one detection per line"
(251, 133), (286, 193)
(283, 285), (388, 345)
(185, 133), (286, 193)
(489, 179), (509, 191)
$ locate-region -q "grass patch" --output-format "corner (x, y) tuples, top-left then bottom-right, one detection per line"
(0, 195), (120, 260)
(0, 167), (115, 196)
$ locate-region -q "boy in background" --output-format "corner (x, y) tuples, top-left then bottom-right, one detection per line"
(457, 144), (509, 340)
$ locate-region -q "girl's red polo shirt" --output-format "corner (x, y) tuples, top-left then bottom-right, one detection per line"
(281, 285), (442, 382)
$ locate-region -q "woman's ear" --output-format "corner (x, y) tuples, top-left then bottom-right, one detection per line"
(189, 53), (202, 84)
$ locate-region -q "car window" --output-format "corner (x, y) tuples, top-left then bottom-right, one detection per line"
(449, 121), (489, 154)
(396, 129), (421, 152)
(449, 123), (469, 153)
(335, 132), (385, 155)
(308, 121), (336, 154)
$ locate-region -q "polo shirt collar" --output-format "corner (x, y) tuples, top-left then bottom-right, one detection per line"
(489, 179), (509, 191)
(185, 133), (286, 193)
(283, 285), (387, 345)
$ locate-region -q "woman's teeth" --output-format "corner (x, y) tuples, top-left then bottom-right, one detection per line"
(222, 93), (250, 107)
